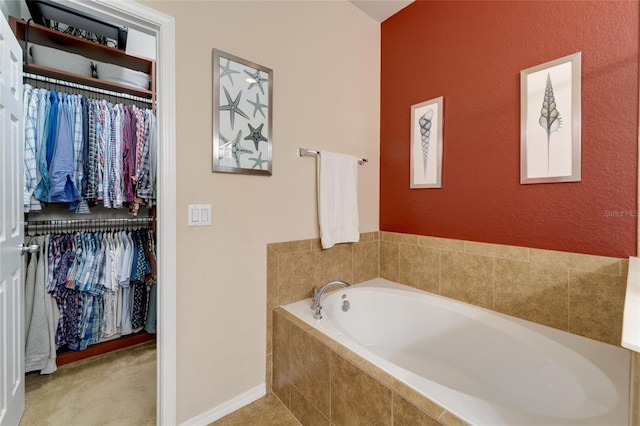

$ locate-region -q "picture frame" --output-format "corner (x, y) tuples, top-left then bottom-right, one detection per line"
(520, 52), (581, 184)
(410, 96), (444, 188)
(212, 48), (273, 175)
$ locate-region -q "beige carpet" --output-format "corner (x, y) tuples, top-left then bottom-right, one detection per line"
(21, 341), (156, 426)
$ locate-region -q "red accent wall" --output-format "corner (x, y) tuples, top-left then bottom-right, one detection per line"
(380, 1), (639, 258)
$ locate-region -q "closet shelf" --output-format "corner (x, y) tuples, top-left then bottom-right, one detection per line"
(9, 16), (155, 102)
(24, 63), (154, 99)
(56, 331), (155, 366)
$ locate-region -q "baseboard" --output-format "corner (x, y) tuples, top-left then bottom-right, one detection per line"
(180, 383), (266, 426)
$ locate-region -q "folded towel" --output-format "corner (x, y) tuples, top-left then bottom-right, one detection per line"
(319, 151), (360, 249)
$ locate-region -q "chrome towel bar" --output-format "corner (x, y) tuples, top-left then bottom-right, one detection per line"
(299, 148), (368, 165)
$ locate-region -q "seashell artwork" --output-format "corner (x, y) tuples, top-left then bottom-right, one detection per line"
(419, 109), (434, 179)
(538, 73), (562, 172)
(520, 52), (580, 184)
(410, 96), (443, 189)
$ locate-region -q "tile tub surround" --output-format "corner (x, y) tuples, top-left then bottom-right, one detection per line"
(379, 232), (629, 346)
(272, 307), (468, 426)
(266, 232), (632, 424)
(266, 232), (380, 391)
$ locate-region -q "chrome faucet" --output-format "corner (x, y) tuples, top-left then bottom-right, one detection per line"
(311, 280), (350, 319)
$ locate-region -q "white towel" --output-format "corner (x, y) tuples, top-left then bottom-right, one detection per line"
(319, 151), (360, 249)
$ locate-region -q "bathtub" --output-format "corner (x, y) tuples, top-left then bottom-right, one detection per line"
(283, 278), (630, 425)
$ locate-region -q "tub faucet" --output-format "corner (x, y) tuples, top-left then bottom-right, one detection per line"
(311, 280), (350, 319)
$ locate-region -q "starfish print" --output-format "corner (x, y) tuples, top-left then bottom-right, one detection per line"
(244, 123), (268, 151)
(249, 151), (268, 170)
(229, 130), (252, 168)
(220, 58), (240, 86)
(217, 133), (232, 160)
(247, 93), (268, 118)
(244, 69), (268, 95)
(220, 87), (249, 129)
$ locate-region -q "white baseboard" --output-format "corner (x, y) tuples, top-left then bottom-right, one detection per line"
(180, 383), (266, 426)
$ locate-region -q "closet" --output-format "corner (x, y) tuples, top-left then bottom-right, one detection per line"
(9, 15), (158, 369)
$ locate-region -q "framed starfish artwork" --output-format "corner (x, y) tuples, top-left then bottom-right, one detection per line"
(212, 48), (273, 175)
(520, 52), (581, 184)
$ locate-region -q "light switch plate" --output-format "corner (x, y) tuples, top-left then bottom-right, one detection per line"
(188, 204), (212, 226)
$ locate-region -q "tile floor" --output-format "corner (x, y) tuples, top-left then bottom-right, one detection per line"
(211, 394), (299, 425)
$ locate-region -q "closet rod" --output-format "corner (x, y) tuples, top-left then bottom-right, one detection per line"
(24, 72), (153, 104)
(299, 148), (368, 165)
(26, 216), (153, 232)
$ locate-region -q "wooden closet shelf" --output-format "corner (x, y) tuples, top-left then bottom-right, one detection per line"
(9, 16), (154, 73)
(24, 63), (154, 99)
(10, 16), (156, 102)
(56, 332), (155, 366)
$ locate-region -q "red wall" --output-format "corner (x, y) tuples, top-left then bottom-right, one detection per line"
(380, 1), (639, 258)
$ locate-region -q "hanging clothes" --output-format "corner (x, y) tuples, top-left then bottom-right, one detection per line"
(23, 87), (157, 215)
(24, 234), (58, 374)
(24, 227), (157, 373)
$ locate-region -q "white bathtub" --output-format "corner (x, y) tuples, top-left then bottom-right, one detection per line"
(283, 278), (630, 425)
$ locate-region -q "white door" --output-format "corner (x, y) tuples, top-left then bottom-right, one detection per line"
(0, 12), (24, 426)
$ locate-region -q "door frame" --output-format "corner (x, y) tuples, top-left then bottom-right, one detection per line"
(56, 1), (177, 424)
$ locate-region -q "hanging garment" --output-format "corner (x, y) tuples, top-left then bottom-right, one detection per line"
(24, 85), (42, 212)
(23, 87), (157, 213)
(49, 93), (81, 203)
(25, 227), (155, 361)
(25, 235), (57, 374)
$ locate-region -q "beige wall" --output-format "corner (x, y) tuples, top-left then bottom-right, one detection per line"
(143, 1), (380, 422)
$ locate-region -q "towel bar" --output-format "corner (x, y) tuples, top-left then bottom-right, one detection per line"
(299, 148), (368, 165)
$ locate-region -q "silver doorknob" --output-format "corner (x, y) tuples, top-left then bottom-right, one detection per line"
(19, 244), (40, 255)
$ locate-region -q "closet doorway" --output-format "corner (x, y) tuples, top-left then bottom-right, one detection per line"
(10, 1), (176, 424)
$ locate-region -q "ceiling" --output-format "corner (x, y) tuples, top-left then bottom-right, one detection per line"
(349, 0), (414, 22)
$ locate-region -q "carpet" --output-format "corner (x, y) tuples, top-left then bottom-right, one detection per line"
(21, 341), (156, 426)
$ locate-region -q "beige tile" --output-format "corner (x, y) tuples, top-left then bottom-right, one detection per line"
(320, 244), (353, 285)
(398, 244), (440, 293)
(418, 235), (465, 252)
(569, 270), (626, 345)
(621, 258), (630, 278)
(308, 329), (365, 366)
(279, 250), (320, 305)
(438, 411), (471, 426)
(267, 246), (279, 301)
(290, 386), (330, 426)
(265, 353), (273, 394)
(269, 239), (313, 254)
(353, 240), (379, 283)
(330, 353), (392, 426)
(382, 232), (419, 245)
(359, 231), (380, 242)
(440, 251), (494, 309)
(272, 310), (291, 408)
(267, 247), (278, 355)
(276, 308), (315, 333)
(530, 248), (622, 276)
(211, 394), (299, 426)
(359, 361), (444, 419)
(393, 393), (441, 426)
(494, 259), (568, 331)
(311, 238), (323, 250)
(266, 299), (276, 355)
(290, 327), (331, 415)
(380, 241), (399, 281)
(465, 241), (529, 261)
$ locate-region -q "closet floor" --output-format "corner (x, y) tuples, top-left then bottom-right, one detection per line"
(21, 341), (156, 426)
